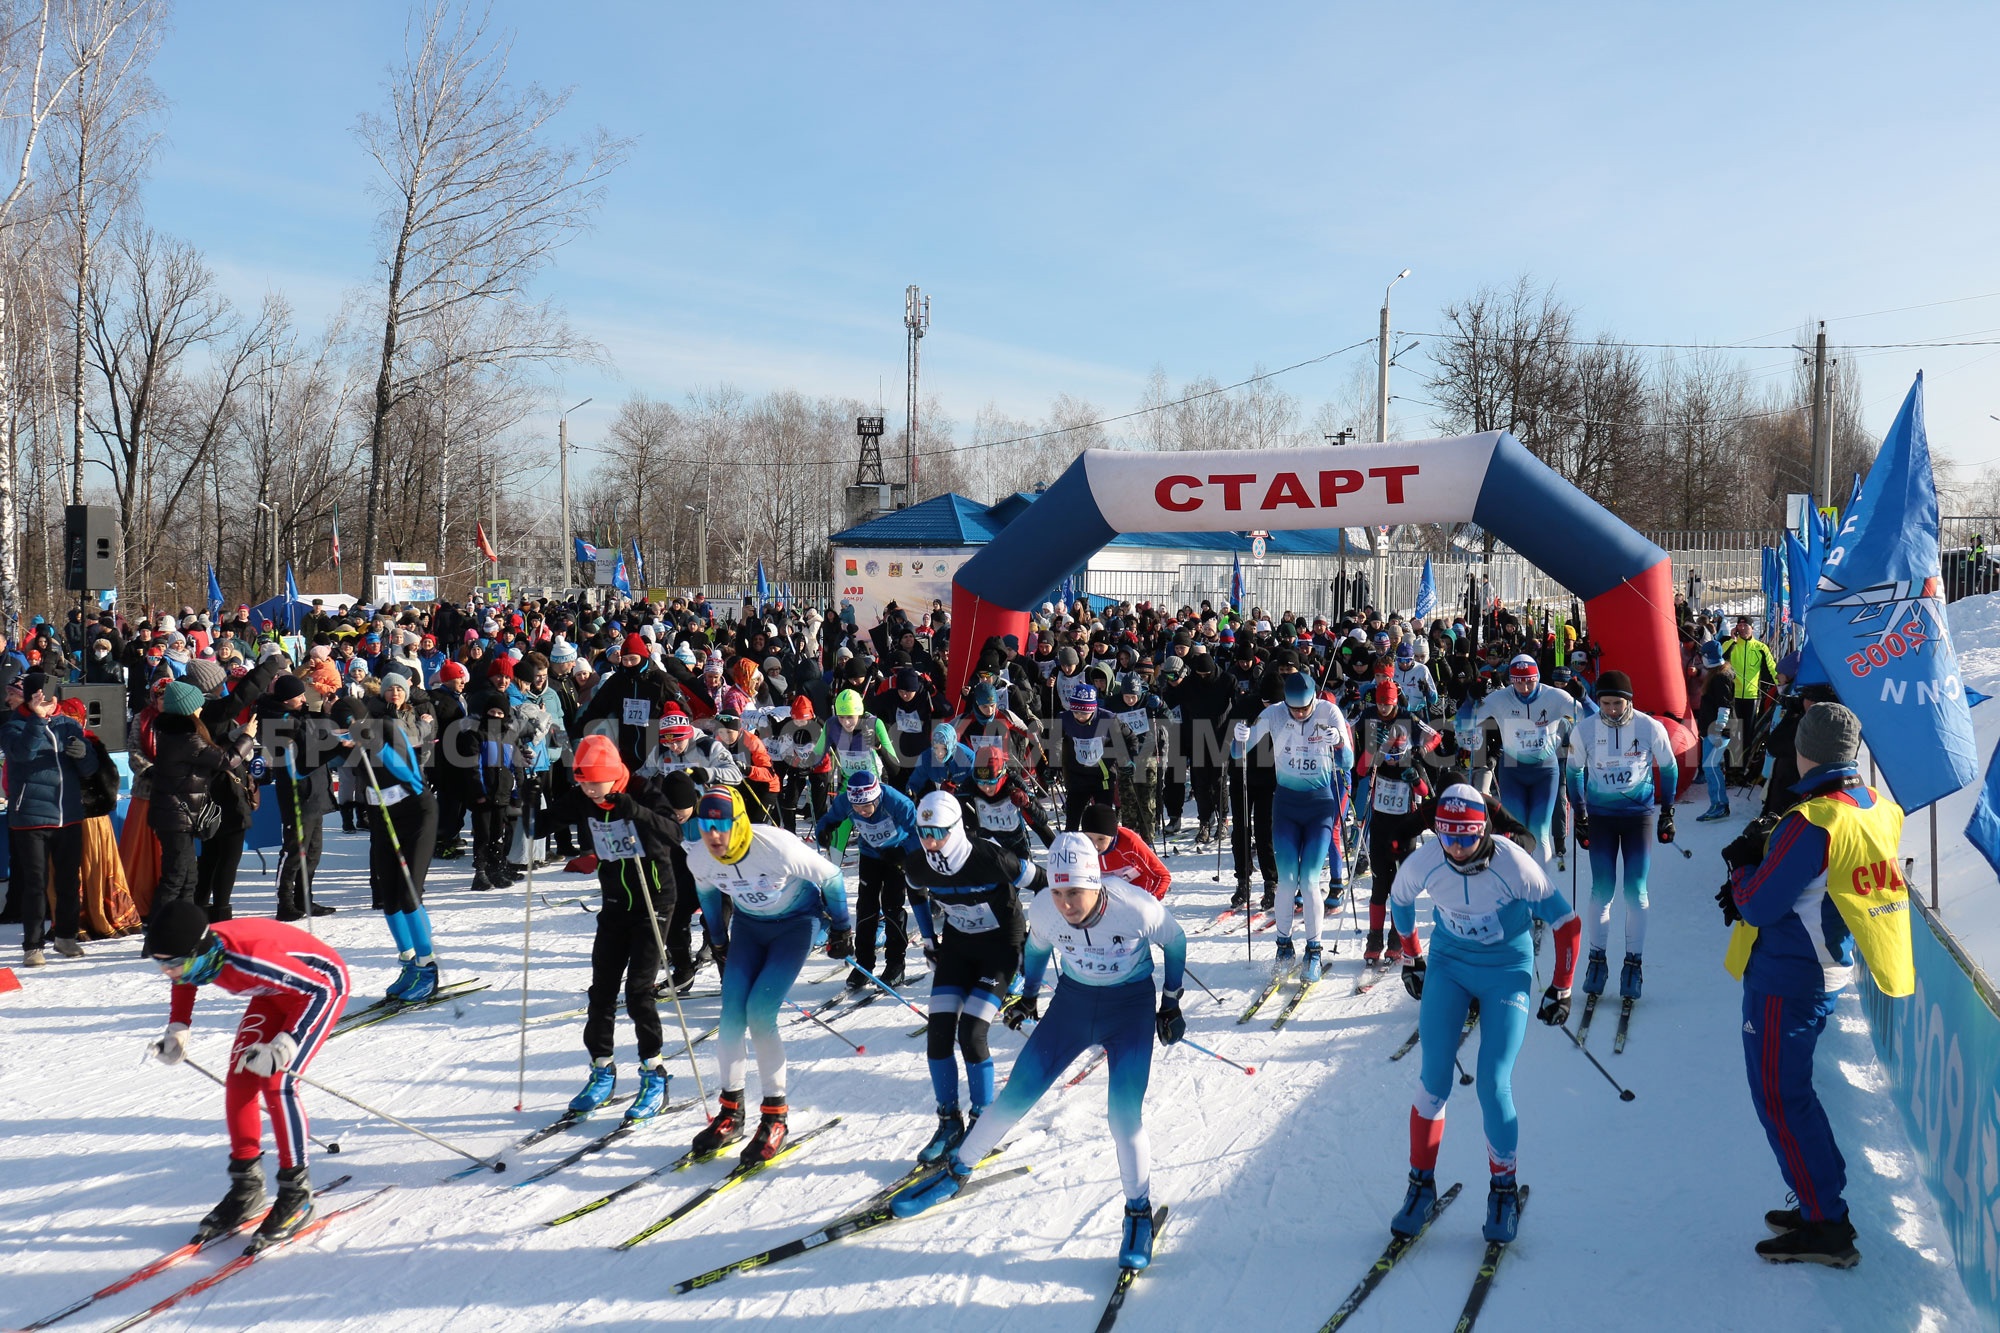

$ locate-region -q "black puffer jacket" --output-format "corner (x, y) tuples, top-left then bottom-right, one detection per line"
(148, 715), (233, 835)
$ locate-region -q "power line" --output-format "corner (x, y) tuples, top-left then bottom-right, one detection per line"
(1403, 330), (2000, 352)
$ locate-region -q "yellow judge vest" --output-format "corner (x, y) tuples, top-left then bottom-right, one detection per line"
(1723, 787), (1913, 995)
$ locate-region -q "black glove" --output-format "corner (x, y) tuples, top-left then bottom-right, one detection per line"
(1004, 993), (1039, 1031)
(1537, 984), (1571, 1027)
(1155, 990), (1186, 1046)
(825, 927), (855, 961)
(1722, 812), (1782, 871)
(604, 792), (639, 820)
(1401, 955), (1426, 1001)
(1573, 810), (1589, 850)
(1716, 880), (1741, 927)
(710, 949), (727, 981)
(921, 937), (938, 969)
(1656, 806), (1676, 845)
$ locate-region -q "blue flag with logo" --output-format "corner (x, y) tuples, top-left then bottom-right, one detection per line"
(756, 558), (770, 605)
(1414, 556), (1438, 622)
(1059, 573), (1075, 610)
(1229, 551), (1244, 615)
(207, 565), (224, 616)
(1805, 373), (1977, 810)
(283, 564), (302, 631)
(630, 540), (645, 587)
(611, 552), (631, 595)
(1969, 739), (2000, 881)
(574, 537), (599, 564)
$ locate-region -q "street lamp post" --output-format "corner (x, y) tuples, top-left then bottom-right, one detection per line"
(1374, 268), (1410, 613)
(255, 502), (280, 607)
(560, 397), (592, 595)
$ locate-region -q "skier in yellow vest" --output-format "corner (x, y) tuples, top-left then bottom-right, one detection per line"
(1720, 703), (1912, 1268)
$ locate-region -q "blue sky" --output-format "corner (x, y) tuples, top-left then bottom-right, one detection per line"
(145, 1), (2000, 490)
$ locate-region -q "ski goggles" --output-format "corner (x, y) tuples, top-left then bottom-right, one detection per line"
(916, 825), (954, 840)
(151, 940), (224, 985)
(1433, 811), (1487, 853)
(691, 817), (736, 835)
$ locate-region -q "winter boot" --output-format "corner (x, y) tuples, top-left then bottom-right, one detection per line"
(1259, 886), (1276, 912)
(691, 1090), (745, 1157)
(569, 1059), (616, 1115)
(1755, 1214), (1859, 1267)
(625, 1061), (669, 1122)
(1302, 942), (1324, 984)
(50, 937), (84, 959)
(402, 959), (439, 1004)
(1619, 954), (1643, 1001)
(194, 1155), (266, 1242)
(250, 1165), (313, 1250)
(1483, 1172), (1521, 1243)
(1765, 1200), (1804, 1234)
(1229, 884), (1251, 910)
(918, 1105), (966, 1164)
(22, 947), (45, 967)
(892, 1152), (973, 1217)
(1391, 1168), (1437, 1237)
(1275, 936), (1297, 963)
(740, 1096), (790, 1163)
(310, 901), (337, 917)
(1119, 1197), (1157, 1271)
(1697, 804), (1732, 823)
(1582, 948), (1609, 997)
(468, 850), (494, 892)
(384, 955), (419, 1002)
(1364, 928), (1384, 964)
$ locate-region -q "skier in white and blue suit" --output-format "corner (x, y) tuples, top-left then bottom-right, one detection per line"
(894, 831), (1188, 1272)
(1391, 783), (1581, 1247)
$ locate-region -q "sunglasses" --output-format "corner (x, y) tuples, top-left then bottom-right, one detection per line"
(917, 826), (953, 839)
(692, 817), (735, 834)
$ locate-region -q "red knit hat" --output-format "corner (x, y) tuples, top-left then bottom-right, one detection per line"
(621, 633), (647, 657)
(572, 734), (628, 791)
(439, 661), (470, 684)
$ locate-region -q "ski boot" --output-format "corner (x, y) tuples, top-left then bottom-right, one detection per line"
(1353, 848), (1371, 879)
(625, 1061), (669, 1122)
(194, 1155), (266, 1242)
(1696, 803), (1732, 823)
(1228, 884), (1251, 910)
(384, 955), (419, 1002)
(881, 961), (907, 988)
(1581, 948), (1609, 998)
(1260, 886), (1276, 912)
(1755, 1214), (1859, 1267)
(1275, 936), (1297, 963)
(1119, 1196), (1156, 1270)
(1302, 942), (1324, 984)
(401, 959), (439, 1004)
(740, 1096), (789, 1163)
(918, 1105), (966, 1164)
(1323, 885), (1343, 912)
(569, 1059), (617, 1114)
(1385, 931), (1404, 965)
(891, 1153), (972, 1217)
(1391, 1168), (1437, 1237)
(250, 1165), (313, 1251)
(435, 839), (465, 861)
(844, 968), (868, 992)
(1364, 928), (1384, 965)
(691, 1091), (745, 1157)
(1620, 953), (1643, 1001)
(668, 960), (700, 994)
(1483, 1171), (1521, 1243)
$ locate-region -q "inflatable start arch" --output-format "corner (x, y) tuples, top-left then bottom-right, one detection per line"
(948, 431), (1694, 754)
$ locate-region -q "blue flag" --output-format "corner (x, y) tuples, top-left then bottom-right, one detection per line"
(1230, 552), (1244, 615)
(756, 558), (770, 605)
(1968, 739), (2000, 881)
(207, 565), (224, 616)
(631, 539), (645, 587)
(611, 552), (631, 595)
(1060, 573), (1075, 611)
(283, 564), (301, 631)
(1805, 373), (1977, 810)
(1414, 556), (1438, 622)
(574, 537), (599, 564)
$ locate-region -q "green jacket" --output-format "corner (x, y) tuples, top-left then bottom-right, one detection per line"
(1722, 635), (1776, 701)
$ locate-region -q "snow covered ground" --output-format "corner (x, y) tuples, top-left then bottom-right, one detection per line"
(0, 801), (1982, 1331)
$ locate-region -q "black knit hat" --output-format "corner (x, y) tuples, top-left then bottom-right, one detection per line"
(1080, 803), (1121, 838)
(145, 900), (213, 959)
(1594, 670), (1633, 701)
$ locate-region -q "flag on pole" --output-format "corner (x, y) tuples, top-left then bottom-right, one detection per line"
(207, 566), (224, 617)
(1966, 738), (2000, 880)
(611, 552), (632, 596)
(330, 504), (341, 565)
(756, 558), (770, 606)
(1059, 573), (1075, 611)
(1805, 373), (1978, 810)
(574, 537), (599, 564)
(283, 564), (301, 631)
(631, 539), (645, 586)
(1229, 551), (1244, 616)
(476, 522), (498, 564)
(1413, 555), (1438, 622)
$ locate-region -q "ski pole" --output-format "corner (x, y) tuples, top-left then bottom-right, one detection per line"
(1455, 1054), (1473, 1086)
(281, 746), (318, 937)
(180, 1056), (341, 1154)
(635, 859), (710, 1120)
(353, 742), (422, 909)
(1181, 966), (1224, 1007)
(841, 956), (928, 1022)
(514, 798), (536, 1111)
(283, 1065), (508, 1170)
(783, 999), (867, 1054)
(1179, 1036), (1256, 1075)
(1559, 1019), (1637, 1101)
